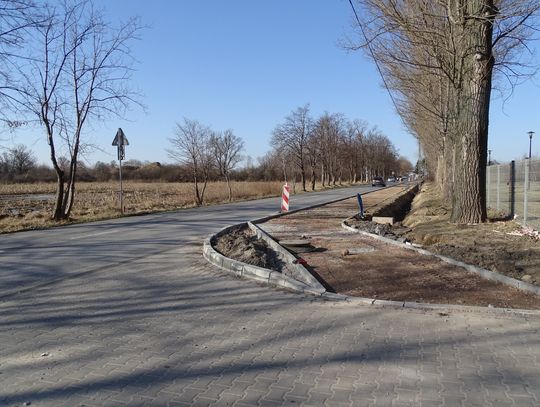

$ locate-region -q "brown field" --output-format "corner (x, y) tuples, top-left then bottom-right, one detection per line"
(0, 180), (353, 233)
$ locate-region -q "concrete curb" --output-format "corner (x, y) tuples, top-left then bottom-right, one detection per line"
(203, 224), (325, 295)
(247, 222), (325, 290)
(201, 188), (389, 297)
(341, 220), (540, 297)
(202, 186), (540, 317)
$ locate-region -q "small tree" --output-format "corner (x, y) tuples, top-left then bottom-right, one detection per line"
(210, 129), (244, 202)
(168, 118), (213, 206)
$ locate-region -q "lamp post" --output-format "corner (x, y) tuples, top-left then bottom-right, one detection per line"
(528, 131), (534, 160)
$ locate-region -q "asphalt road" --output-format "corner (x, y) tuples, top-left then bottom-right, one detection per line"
(0, 185), (371, 298)
(1, 184), (539, 407)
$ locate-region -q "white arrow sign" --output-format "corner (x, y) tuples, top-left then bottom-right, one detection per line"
(112, 128), (129, 146)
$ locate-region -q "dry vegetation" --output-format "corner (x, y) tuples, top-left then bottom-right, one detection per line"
(401, 183), (540, 285)
(0, 180), (351, 233)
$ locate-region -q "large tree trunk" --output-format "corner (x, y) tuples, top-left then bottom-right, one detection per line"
(53, 174), (65, 221)
(451, 0), (495, 223)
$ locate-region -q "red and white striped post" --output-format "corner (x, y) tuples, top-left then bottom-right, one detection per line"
(281, 182), (290, 212)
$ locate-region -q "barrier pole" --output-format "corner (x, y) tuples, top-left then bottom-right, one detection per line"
(281, 183), (290, 212)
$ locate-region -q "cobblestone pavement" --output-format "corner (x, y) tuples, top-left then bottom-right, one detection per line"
(2, 242), (540, 407)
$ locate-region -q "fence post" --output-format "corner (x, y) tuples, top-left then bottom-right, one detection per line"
(524, 162), (529, 225)
(509, 160), (515, 218)
(496, 165), (500, 211)
(486, 165), (491, 208)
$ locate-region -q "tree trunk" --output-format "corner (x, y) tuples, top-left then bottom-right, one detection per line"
(225, 174), (232, 202)
(451, 0), (495, 223)
(193, 171), (202, 206)
(53, 174), (65, 221)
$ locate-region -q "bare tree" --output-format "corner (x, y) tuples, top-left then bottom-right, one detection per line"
(312, 112), (345, 186)
(168, 118), (213, 206)
(271, 105), (312, 191)
(16, 0), (143, 220)
(0, 143), (35, 179)
(210, 129), (244, 202)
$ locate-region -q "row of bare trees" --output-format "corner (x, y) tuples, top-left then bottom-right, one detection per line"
(351, 0), (539, 223)
(270, 105), (411, 191)
(1, 0), (143, 220)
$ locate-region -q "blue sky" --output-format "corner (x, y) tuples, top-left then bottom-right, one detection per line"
(10, 0), (540, 166)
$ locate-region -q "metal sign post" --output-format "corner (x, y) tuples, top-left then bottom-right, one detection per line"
(112, 128), (129, 214)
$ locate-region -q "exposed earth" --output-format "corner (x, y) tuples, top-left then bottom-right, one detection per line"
(214, 183), (540, 309)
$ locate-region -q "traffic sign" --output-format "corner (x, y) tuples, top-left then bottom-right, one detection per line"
(112, 128), (129, 146)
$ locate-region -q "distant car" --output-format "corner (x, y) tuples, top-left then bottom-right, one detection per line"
(387, 176), (396, 183)
(372, 176), (386, 187)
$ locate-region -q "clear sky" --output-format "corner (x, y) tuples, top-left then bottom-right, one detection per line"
(9, 0), (540, 166)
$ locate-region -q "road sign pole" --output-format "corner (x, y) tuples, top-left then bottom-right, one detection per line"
(119, 155), (123, 214)
(112, 128), (129, 215)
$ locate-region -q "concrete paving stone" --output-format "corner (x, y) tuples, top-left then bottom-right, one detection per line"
(312, 378), (335, 394)
(198, 383), (229, 400)
(333, 376), (357, 390)
(508, 396), (538, 407)
(327, 388), (353, 405)
(371, 394), (397, 406)
(168, 399), (191, 407)
(235, 402), (258, 407)
(297, 371), (321, 385)
(215, 391), (243, 406)
(261, 386), (290, 402)
(178, 387), (205, 401)
(283, 394), (308, 404)
(241, 389), (266, 405)
(224, 381), (252, 397)
(306, 390), (330, 405)
(285, 382), (311, 399)
(396, 388), (419, 403)
(350, 398), (372, 407)
(190, 375), (220, 390)
(257, 399), (283, 407)
(248, 377), (275, 393)
(505, 383), (532, 396)
(419, 400), (444, 407)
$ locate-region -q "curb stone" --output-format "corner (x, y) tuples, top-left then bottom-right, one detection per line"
(341, 219), (540, 297)
(202, 187), (540, 317)
(247, 221), (325, 290)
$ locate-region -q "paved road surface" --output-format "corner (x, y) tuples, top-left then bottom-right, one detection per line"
(1, 185), (539, 406)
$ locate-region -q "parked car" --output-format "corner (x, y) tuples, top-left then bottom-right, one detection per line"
(387, 176), (396, 183)
(372, 176), (386, 187)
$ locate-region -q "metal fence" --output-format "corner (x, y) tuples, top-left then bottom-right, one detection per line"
(486, 159), (540, 229)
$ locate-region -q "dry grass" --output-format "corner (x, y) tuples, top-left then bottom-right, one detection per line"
(0, 180), (355, 233)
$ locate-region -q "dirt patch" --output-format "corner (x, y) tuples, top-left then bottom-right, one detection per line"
(399, 183), (540, 285)
(256, 185), (540, 309)
(213, 224), (286, 272)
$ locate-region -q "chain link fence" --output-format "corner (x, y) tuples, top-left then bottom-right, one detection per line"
(487, 159), (540, 229)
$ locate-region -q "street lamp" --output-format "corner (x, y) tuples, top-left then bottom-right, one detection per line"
(528, 131), (534, 160)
